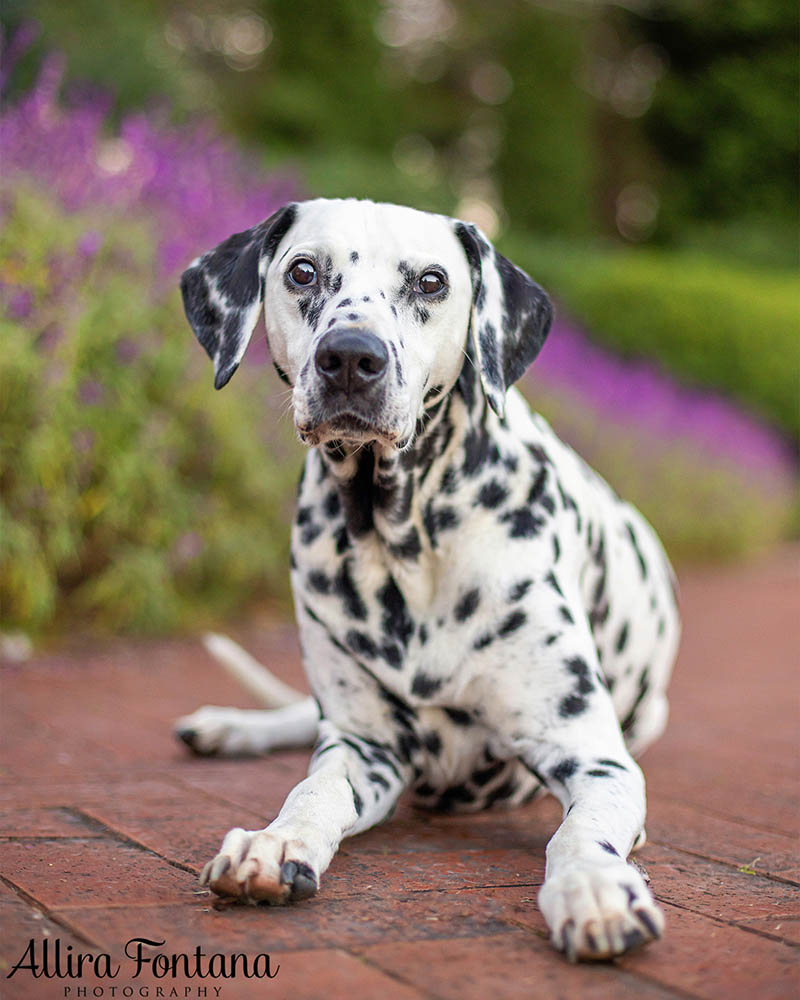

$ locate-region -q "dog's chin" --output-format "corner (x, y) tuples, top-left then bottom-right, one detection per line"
(296, 412), (403, 450)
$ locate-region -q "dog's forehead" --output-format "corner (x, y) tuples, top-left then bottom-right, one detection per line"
(284, 199), (464, 267)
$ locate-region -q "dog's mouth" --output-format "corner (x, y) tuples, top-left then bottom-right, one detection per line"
(297, 411), (401, 448)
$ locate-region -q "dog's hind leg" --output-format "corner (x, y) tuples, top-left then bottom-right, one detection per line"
(174, 698), (319, 756)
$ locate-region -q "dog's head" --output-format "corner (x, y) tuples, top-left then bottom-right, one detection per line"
(181, 198), (552, 449)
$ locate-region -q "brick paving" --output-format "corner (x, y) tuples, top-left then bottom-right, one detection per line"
(1, 547), (798, 999)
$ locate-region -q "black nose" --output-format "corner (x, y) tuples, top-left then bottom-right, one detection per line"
(315, 328), (388, 394)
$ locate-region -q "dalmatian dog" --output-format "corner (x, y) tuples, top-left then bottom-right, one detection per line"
(175, 198), (680, 963)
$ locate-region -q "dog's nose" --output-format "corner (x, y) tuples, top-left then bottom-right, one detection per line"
(315, 328), (388, 394)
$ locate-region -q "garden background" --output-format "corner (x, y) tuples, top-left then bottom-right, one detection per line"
(1, 0), (798, 637)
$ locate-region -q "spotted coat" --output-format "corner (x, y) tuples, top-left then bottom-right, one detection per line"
(177, 198), (680, 963)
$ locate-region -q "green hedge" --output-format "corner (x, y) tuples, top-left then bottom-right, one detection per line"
(505, 237), (800, 440)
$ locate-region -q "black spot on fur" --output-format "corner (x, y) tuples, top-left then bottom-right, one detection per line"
(462, 427), (489, 477)
(473, 632), (494, 651)
(347, 630), (377, 659)
(454, 588), (481, 622)
(444, 707), (472, 726)
(559, 606), (575, 624)
(423, 501), (459, 546)
(334, 525), (350, 554)
(550, 758), (578, 783)
(477, 479), (508, 508)
(471, 760), (507, 787)
(626, 521), (648, 579)
(559, 694), (588, 718)
(544, 571), (563, 598)
(615, 622), (630, 654)
(510, 579), (533, 602)
(598, 840), (619, 856)
(412, 672), (443, 698)
(501, 507), (545, 539)
(437, 784), (477, 811)
(621, 667), (651, 735)
(388, 526), (422, 560)
(377, 577), (415, 648)
(498, 609), (527, 637)
(349, 781), (364, 817)
(527, 466), (548, 505)
(423, 731), (442, 755)
(323, 491), (341, 518)
(333, 559), (368, 620)
(308, 570), (330, 594)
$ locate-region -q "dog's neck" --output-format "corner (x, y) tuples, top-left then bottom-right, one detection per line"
(316, 356), (486, 564)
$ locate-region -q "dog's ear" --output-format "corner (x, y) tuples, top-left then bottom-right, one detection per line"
(454, 221), (553, 417)
(180, 204), (298, 389)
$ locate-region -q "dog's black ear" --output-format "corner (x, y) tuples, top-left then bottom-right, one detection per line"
(454, 221), (553, 417)
(180, 204), (298, 389)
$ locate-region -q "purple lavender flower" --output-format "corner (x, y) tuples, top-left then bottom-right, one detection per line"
(0, 48), (298, 279)
(5, 287), (34, 320)
(77, 230), (103, 259)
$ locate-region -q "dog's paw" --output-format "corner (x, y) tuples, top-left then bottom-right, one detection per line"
(174, 706), (251, 756)
(538, 861), (664, 962)
(199, 827), (319, 905)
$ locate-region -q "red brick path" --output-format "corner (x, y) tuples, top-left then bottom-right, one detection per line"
(1, 548), (798, 999)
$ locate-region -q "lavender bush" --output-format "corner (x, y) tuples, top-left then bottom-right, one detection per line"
(1, 53), (300, 632)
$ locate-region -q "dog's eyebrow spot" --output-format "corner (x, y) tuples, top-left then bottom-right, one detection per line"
(346, 313), (360, 321)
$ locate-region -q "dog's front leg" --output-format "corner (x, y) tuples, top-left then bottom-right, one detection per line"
(200, 722), (410, 904)
(483, 621), (663, 961)
(534, 723), (662, 962)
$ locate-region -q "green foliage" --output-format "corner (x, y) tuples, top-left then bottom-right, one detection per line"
(627, 0), (798, 239)
(0, 187), (301, 633)
(505, 235), (800, 439)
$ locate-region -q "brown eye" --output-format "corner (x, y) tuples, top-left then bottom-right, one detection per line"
(288, 260), (317, 286)
(417, 271), (445, 295)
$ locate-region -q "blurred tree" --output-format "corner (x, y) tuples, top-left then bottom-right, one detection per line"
(2, 0), (795, 254)
(622, 0), (798, 246)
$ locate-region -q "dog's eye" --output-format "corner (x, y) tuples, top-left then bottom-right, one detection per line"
(417, 272), (445, 295)
(288, 260), (317, 287)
